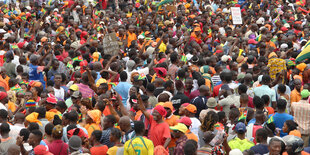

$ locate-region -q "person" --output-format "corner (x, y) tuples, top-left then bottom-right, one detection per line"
(0, 123), (16, 154)
(100, 115), (117, 148)
(283, 120), (301, 138)
(178, 116), (198, 142)
(68, 135), (84, 154)
(253, 75), (276, 108)
(63, 111), (88, 143)
(43, 123), (54, 145)
(108, 128), (124, 155)
(16, 129), (43, 155)
(268, 138), (284, 155)
(228, 122), (254, 152)
(114, 71), (132, 106)
(246, 110), (265, 142)
(198, 111), (219, 147)
(170, 123), (188, 155)
(250, 128), (269, 154)
(90, 130), (109, 155)
(184, 104), (201, 140)
(119, 116), (135, 144)
(171, 80), (190, 115)
(197, 131), (215, 154)
(282, 135), (308, 155)
(218, 84), (240, 117)
(82, 109), (102, 136)
(290, 79), (302, 104)
(163, 101), (179, 126)
(124, 121), (154, 155)
(190, 85), (209, 118)
(269, 99), (293, 137)
(47, 125), (68, 155)
(7, 144), (21, 155)
(291, 95), (310, 146)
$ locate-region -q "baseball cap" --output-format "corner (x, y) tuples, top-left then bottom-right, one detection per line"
(281, 26), (288, 32)
(235, 122), (246, 133)
(71, 91), (82, 98)
(69, 84), (79, 91)
(170, 123), (188, 133)
(178, 116), (192, 127)
(207, 97), (217, 108)
(69, 135), (82, 151)
(163, 102), (174, 112)
(138, 35), (145, 39)
(221, 84), (230, 90)
(301, 89), (310, 99)
(248, 39), (258, 44)
(185, 104), (197, 114)
(34, 145), (53, 155)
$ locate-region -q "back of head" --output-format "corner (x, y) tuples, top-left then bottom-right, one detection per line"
(19, 128), (30, 142)
(134, 121), (145, 134)
(45, 123), (54, 136)
(256, 128), (268, 143)
(184, 140), (197, 155)
(277, 99), (287, 111)
(0, 122), (10, 134)
(35, 107), (46, 118)
(120, 71), (128, 81)
(0, 109), (8, 121)
(68, 111), (79, 123)
(91, 130), (102, 142)
(69, 135), (82, 152)
(28, 122), (40, 132)
(261, 95), (270, 105)
(110, 128), (122, 140)
(262, 75), (271, 84)
(278, 84), (286, 94)
(253, 96), (264, 110)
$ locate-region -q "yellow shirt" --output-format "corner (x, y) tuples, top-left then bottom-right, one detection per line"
(124, 136), (154, 155)
(107, 146), (120, 155)
(158, 42), (167, 53)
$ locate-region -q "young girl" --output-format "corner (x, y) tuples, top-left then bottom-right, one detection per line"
(283, 120), (301, 138)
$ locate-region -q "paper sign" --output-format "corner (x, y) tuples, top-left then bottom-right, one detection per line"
(231, 7), (242, 25)
(166, 5), (177, 13)
(102, 32), (120, 56)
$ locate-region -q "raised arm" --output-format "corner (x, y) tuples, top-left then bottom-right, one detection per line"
(137, 94), (151, 120)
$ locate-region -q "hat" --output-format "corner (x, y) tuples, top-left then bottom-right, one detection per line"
(194, 27), (201, 32)
(154, 105), (167, 117)
(69, 84), (79, 91)
(41, 37), (48, 42)
(178, 116), (192, 126)
(248, 39), (258, 44)
(153, 67), (167, 77)
(170, 123), (188, 133)
(138, 35), (145, 39)
(0, 29), (6, 34)
(236, 56), (247, 64)
(301, 89), (310, 99)
(52, 125), (63, 137)
(34, 145), (53, 155)
(215, 50), (223, 54)
(71, 91), (81, 98)
(296, 63), (307, 72)
(268, 52), (278, 58)
(69, 135), (82, 151)
(146, 47), (155, 55)
(256, 17), (265, 25)
(163, 102), (174, 112)
(235, 122), (246, 133)
(280, 44), (288, 49)
(46, 94), (57, 104)
(207, 97), (217, 108)
(0, 92), (7, 100)
(67, 128), (88, 139)
(221, 55), (231, 62)
(284, 23), (290, 28)
(25, 100), (36, 109)
(53, 8), (59, 12)
(229, 149), (243, 155)
(221, 84), (230, 90)
(185, 104), (197, 113)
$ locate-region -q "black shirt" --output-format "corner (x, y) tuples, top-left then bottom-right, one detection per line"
(171, 92), (190, 115)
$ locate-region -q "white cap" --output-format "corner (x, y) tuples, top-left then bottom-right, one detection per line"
(284, 23), (290, 28)
(26, 6), (31, 10)
(280, 43), (288, 49)
(0, 29), (6, 34)
(229, 149), (243, 155)
(138, 35), (145, 39)
(221, 55), (231, 62)
(53, 8), (59, 12)
(256, 17), (265, 25)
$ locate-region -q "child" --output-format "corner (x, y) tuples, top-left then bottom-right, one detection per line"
(277, 84), (290, 113)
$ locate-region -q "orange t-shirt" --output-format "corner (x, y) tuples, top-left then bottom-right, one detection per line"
(164, 115), (179, 126)
(265, 107), (274, 115)
(127, 32), (137, 47)
(85, 123), (101, 136)
(290, 89), (302, 104)
(90, 145), (109, 155)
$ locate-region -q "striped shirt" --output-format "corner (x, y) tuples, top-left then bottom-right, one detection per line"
(291, 100), (310, 135)
(76, 83), (94, 98)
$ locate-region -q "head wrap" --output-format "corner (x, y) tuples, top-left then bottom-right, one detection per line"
(46, 94), (57, 104)
(154, 105), (167, 117)
(163, 102), (174, 112)
(0, 92), (8, 100)
(26, 112), (42, 126)
(153, 67), (167, 77)
(296, 63), (307, 72)
(87, 109), (102, 124)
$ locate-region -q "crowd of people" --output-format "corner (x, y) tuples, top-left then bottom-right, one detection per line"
(0, 0), (309, 154)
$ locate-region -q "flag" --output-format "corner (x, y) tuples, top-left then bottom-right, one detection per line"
(41, 8), (47, 15)
(267, 115), (274, 124)
(138, 74), (146, 80)
(65, 31), (70, 38)
(21, 15), (27, 21)
(24, 33), (30, 38)
(108, 82), (119, 87)
(72, 56), (83, 62)
(181, 54), (187, 63)
(11, 84), (22, 92)
(296, 40), (310, 62)
(238, 109), (247, 121)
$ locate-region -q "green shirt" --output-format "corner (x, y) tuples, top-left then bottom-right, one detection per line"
(228, 137), (255, 152)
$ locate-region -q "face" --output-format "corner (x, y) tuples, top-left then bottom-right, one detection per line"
(295, 80), (302, 91)
(103, 117), (111, 129)
(172, 130), (182, 138)
(25, 92), (32, 101)
(152, 110), (162, 122)
(269, 141), (282, 155)
(282, 122), (288, 133)
(30, 87), (38, 96)
(28, 133), (38, 146)
(164, 107), (172, 117)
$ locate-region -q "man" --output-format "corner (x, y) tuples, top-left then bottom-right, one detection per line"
(119, 116), (135, 143)
(267, 52), (286, 80)
(68, 135), (83, 154)
(62, 111), (88, 143)
(124, 121), (154, 155)
(45, 94), (61, 121)
(29, 53), (52, 88)
(163, 102), (179, 126)
(0, 123), (16, 154)
(48, 125), (68, 155)
(170, 123), (188, 155)
(138, 95), (171, 148)
(171, 80), (190, 115)
(291, 90), (310, 147)
(153, 78), (165, 97)
(158, 80), (174, 101)
(290, 79), (302, 104)
(114, 71), (132, 106)
(228, 122), (254, 152)
(53, 73), (65, 100)
(168, 53), (179, 80)
(10, 112), (25, 140)
(179, 116), (198, 142)
(191, 85), (210, 118)
(100, 115), (117, 148)
(269, 99), (293, 137)
(268, 138), (283, 155)
(184, 104), (201, 140)
(90, 130), (108, 154)
(17, 129), (43, 155)
(218, 84), (240, 117)
(68, 91), (82, 111)
(250, 128), (269, 154)
(246, 110), (265, 142)
(34, 107), (49, 133)
(253, 75), (277, 108)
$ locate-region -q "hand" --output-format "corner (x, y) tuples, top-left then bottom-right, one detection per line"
(16, 136), (24, 146)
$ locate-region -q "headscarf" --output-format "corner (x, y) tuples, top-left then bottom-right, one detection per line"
(0, 92), (8, 100)
(87, 109), (102, 124)
(26, 112), (42, 126)
(154, 105), (167, 117)
(296, 63), (307, 72)
(153, 67), (167, 77)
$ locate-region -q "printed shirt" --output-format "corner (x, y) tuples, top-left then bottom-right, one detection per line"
(291, 101), (310, 135)
(267, 58), (286, 79)
(124, 136), (154, 155)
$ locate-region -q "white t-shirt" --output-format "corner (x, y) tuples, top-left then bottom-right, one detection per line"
(53, 87), (65, 100)
(190, 117), (201, 141)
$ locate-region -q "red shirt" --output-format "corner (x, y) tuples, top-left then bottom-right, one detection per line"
(148, 115), (171, 147)
(48, 140), (68, 155)
(90, 145), (108, 155)
(213, 84), (223, 97)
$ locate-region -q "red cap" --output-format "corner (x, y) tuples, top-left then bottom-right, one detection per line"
(281, 26), (288, 32)
(216, 50), (223, 54)
(17, 42), (25, 49)
(46, 93), (57, 104)
(34, 145), (53, 155)
(248, 39), (258, 44)
(178, 116), (192, 126)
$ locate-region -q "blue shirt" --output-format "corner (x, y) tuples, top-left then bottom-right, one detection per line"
(114, 81), (132, 106)
(269, 113), (293, 137)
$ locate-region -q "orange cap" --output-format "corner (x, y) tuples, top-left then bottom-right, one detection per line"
(185, 104), (197, 113)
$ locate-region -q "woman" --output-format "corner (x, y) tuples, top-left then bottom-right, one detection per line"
(283, 120), (301, 138)
(30, 86), (41, 103)
(82, 109), (102, 136)
(198, 111), (220, 147)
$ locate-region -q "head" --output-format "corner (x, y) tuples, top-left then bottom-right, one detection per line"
(0, 122), (10, 136)
(268, 138), (283, 155)
(28, 130), (43, 147)
(199, 85), (210, 97)
(253, 96), (265, 110)
(103, 115), (117, 130)
(52, 125), (63, 139)
(134, 121), (145, 136)
(200, 111), (219, 132)
(283, 120), (298, 134)
(202, 131), (215, 144)
(0, 109), (8, 123)
(255, 128), (268, 143)
(277, 99), (287, 112)
(294, 79), (302, 92)
(118, 116), (131, 132)
(109, 128), (122, 143)
(90, 130), (102, 146)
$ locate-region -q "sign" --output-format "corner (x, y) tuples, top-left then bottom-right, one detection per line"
(102, 32), (120, 56)
(166, 5), (177, 13)
(231, 7), (242, 25)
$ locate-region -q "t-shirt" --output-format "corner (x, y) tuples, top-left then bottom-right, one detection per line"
(269, 113), (293, 137)
(47, 140), (68, 155)
(54, 87), (65, 100)
(228, 137), (255, 152)
(191, 96), (207, 118)
(124, 136), (154, 155)
(190, 117), (201, 140)
(107, 146), (123, 155)
(148, 116), (171, 147)
(171, 92), (190, 115)
(250, 144), (269, 155)
(90, 145), (108, 155)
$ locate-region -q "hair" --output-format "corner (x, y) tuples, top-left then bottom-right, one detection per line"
(19, 128), (30, 142)
(35, 107), (46, 118)
(256, 128), (268, 142)
(0, 122), (10, 134)
(110, 128), (122, 140)
(277, 99), (287, 110)
(163, 80), (173, 89)
(238, 84), (248, 94)
(120, 71), (128, 81)
(278, 84), (286, 94)
(31, 130), (43, 142)
(261, 95), (270, 106)
(243, 149), (255, 155)
(146, 83), (155, 92)
(285, 120), (298, 133)
(269, 137), (283, 146)
(200, 111), (219, 132)
(53, 115), (62, 126)
(0, 109), (8, 120)
(105, 115), (117, 125)
(218, 111), (226, 123)
(197, 78), (206, 87)
(68, 111), (79, 122)
(91, 130), (102, 142)
(134, 121), (145, 134)
(184, 140), (197, 155)
(253, 96), (264, 110)
(45, 123), (54, 136)
(56, 101), (67, 110)
(27, 122), (40, 132)
(96, 100), (106, 111)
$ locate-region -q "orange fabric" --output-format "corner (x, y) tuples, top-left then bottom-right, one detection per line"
(90, 145), (108, 155)
(87, 109), (102, 124)
(46, 109), (62, 121)
(266, 41), (276, 49)
(289, 130), (301, 138)
(190, 32), (201, 43)
(26, 112), (42, 126)
(7, 101), (16, 112)
(186, 130), (198, 142)
(85, 123), (101, 137)
(127, 32), (137, 47)
(282, 151), (309, 155)
(290, 89), (302, 104)
(164, 115), (179, 126)
(135, 110), (143, 121)
(102, 107), (111, 116)
(0, 76), (9, 91)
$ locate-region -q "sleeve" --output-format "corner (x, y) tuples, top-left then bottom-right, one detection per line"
(219, 99), (228, 106)
(147, 140), (154, 155)
(162, 124), (172, 139)
(123, 142), (129, 155)
(290, 92), (296, 103)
